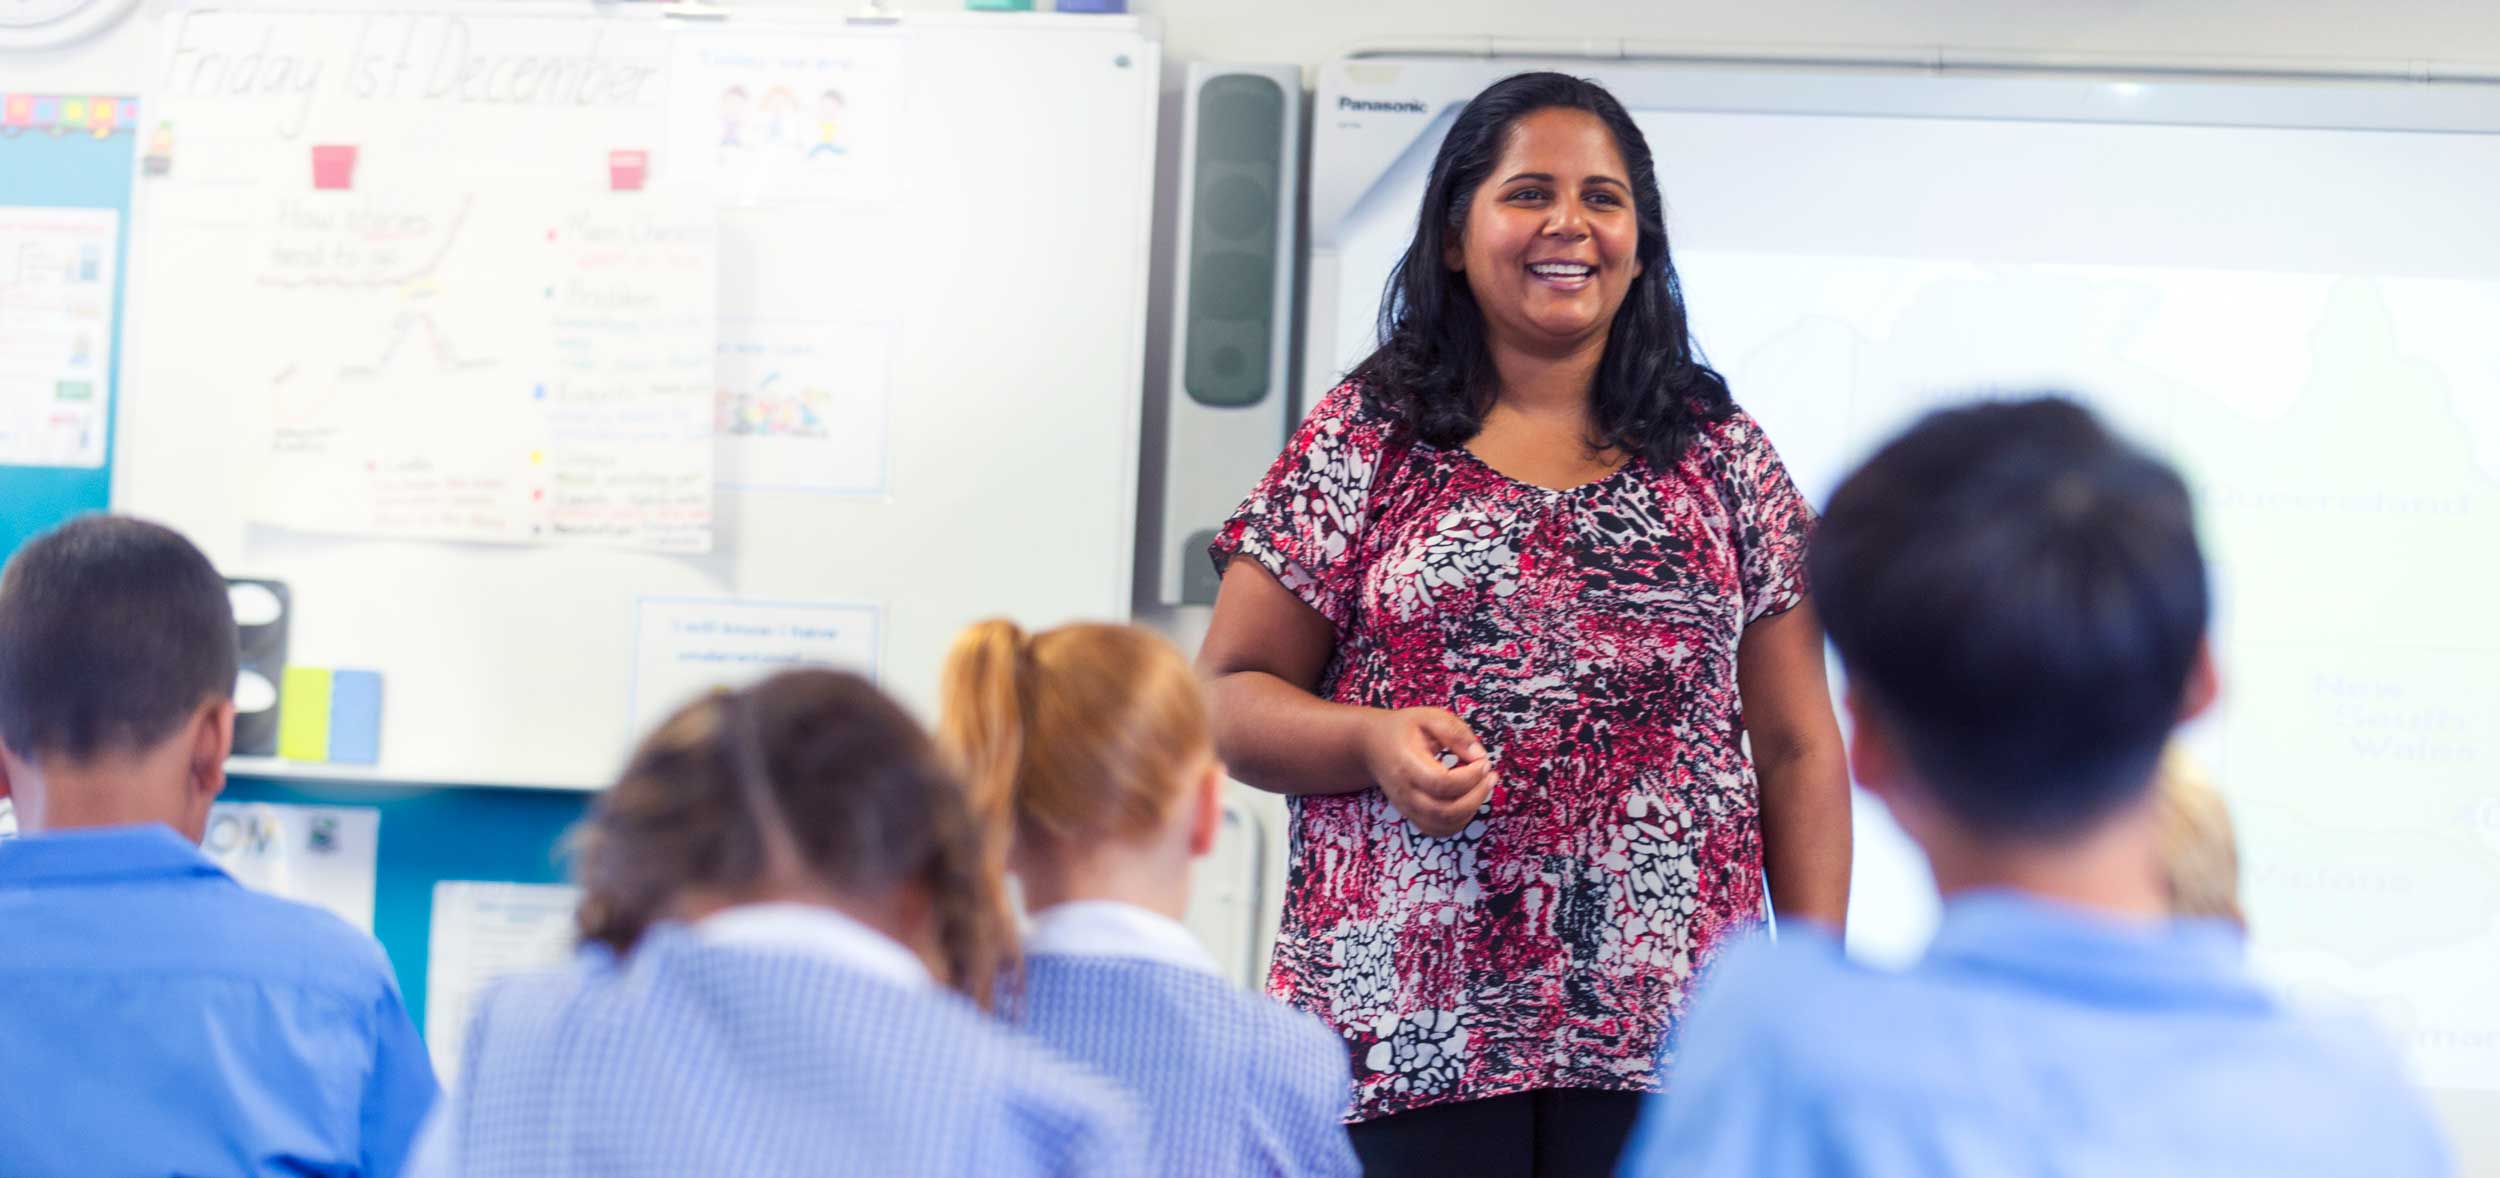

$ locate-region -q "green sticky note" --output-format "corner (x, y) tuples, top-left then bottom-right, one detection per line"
(964, 0), (1034, 9)
(278, 667), (333, 762)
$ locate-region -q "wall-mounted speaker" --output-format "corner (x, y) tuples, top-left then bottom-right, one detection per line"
(227, 578), (290, 758)
(1156, 62), (1302, 606)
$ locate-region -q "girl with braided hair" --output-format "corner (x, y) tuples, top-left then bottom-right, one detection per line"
(408, 669), (1145, 1178)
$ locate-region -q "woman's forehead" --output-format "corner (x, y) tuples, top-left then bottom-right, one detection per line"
(1489, 108), (1630, 180)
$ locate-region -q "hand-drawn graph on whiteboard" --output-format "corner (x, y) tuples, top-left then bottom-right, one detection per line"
(716, 319), (889, 494)
(133, 8), (718, 553)
(119, 5), (1162, 791)
(241, 193), (718, 550)
(671, 34), (900, 203)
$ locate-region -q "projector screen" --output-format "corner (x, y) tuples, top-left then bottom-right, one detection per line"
(1310, 61), (2500, 1100)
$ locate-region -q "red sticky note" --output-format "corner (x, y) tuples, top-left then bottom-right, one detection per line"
(311, 144), (358, 190)
(608, 149), (648, 191)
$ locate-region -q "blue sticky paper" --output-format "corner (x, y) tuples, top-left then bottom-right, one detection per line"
(328, 669), (382, 765)
(1056, 0), (1126, 9)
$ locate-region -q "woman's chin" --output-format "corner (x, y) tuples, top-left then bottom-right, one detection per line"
(1516, 312), (1610, 348)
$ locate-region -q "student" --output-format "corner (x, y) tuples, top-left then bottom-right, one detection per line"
(413, 668), (1144, 1178)
(0, 514), (438, 1177)
(940, 620), (1360, 1178)
(1616, 398), (2450, 1177)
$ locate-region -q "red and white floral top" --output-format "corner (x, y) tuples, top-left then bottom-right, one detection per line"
(1211, 380), (1815, 1121)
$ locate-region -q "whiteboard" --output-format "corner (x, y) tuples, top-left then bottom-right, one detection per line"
(1310, 58), (2500, 1096)
(117, 3), (1161, 789)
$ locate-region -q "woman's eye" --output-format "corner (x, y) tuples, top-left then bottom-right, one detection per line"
(1588, 191), (1621, 208)
(1508, 187), (1546, 202)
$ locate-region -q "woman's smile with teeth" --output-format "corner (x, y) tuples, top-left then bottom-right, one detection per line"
(1528, 260), (1597, 288)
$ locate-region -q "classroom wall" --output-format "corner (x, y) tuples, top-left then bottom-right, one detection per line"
(30, 0), (2500, 118)
(1103, 4), (2500, 1169)
(17, 0), (2495, 1165)
(1009, 0), (2500, 70)
(4, 14), (148, 93)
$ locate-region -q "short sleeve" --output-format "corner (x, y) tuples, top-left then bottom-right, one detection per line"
(1707, 409), (1815, 626)
(1207, 381), (1400, 630)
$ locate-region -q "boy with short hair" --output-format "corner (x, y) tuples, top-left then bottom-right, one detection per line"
(1618, 398), (2448, 1176)
(0, 515), (437, 1176)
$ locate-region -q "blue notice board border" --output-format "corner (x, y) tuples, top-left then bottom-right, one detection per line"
(0, 96), (137, 560)
(218, 775), (590, 1039)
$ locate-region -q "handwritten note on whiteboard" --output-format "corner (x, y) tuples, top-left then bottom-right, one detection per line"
(630, 596), (880, 733)
(542, 204), (717, 550)
(245, 195), (717, 550)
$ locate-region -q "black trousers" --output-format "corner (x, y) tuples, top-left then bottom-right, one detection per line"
(1346, 1088), (1649, 1178)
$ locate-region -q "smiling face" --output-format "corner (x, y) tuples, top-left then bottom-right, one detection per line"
(1443, 106), (1644, 357)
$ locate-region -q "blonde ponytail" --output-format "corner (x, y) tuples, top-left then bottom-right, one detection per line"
(936, 619), (1209, 858)
(937, 618), (1030, 847)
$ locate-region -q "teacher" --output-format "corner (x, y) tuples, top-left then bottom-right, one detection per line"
(1198, 73), (1853, 1176)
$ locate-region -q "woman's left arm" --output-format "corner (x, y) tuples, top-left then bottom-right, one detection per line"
(1737, 601), (1853, 930)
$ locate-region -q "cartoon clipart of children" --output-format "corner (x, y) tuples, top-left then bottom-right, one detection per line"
(809, 90), (848, 159)
(719, 86), (750, 150)
(759, 86), (802, 152)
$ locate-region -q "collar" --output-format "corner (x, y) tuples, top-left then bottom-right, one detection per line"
(1025, 899), (1222, 977)
(0, 823), (228, 887)
(694, 901), (932, 989)
(1924, 888), (2258, 1007)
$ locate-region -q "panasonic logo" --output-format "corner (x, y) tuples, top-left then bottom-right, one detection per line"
(1337, 96), (1429, 114)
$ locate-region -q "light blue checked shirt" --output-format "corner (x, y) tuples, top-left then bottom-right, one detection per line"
(1618, 890), (2452, 1178)
(0, 823), (437, 1177)
(411, 902), (1145, 1178)
(1015, 901), (1360, 1178)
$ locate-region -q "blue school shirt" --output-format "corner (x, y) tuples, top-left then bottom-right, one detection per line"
(1617, 890), (2452, 1178)
(1014, 901), (1360, 1178)
(413, 902), (1146, 1178)
(0, 823), (438, 1177)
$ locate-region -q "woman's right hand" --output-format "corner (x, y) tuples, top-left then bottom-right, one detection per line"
(1359, 708), (1496, 838)
(1200, 561), (1494, 825)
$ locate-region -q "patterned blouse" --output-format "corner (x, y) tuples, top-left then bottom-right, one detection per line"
(1210, 380), (1814, 1122)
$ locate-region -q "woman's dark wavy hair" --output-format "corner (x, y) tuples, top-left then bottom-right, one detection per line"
(1349, 72), (1733, 467)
